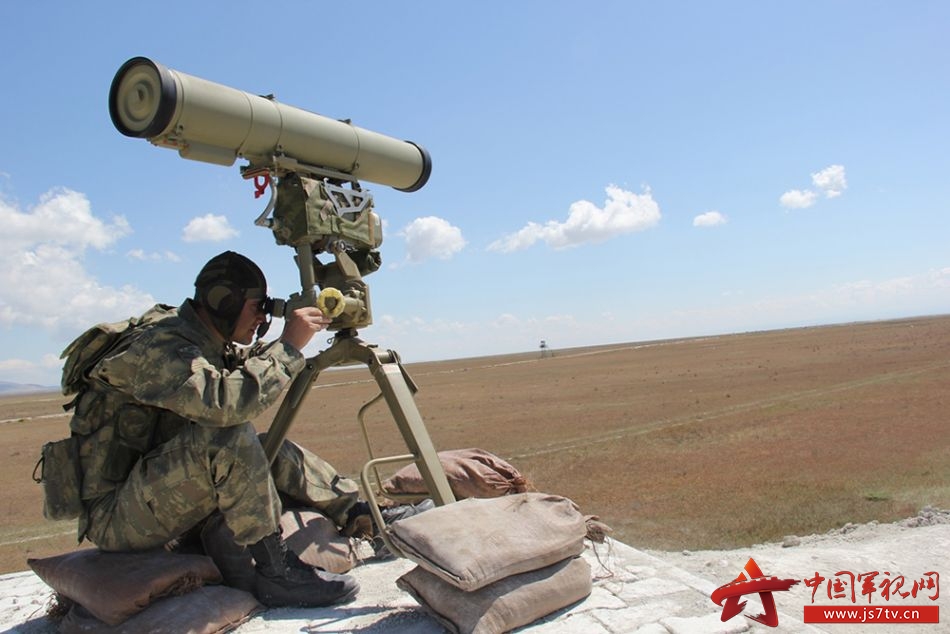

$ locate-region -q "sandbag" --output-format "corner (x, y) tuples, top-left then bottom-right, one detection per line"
(382, 448), (530, 500)
(58, 585), (261, 634)
(387, 493), (587, 592)
(280, 508), (358, 573)
(27, 549), (221, 626)
(397, 557), (592, 634)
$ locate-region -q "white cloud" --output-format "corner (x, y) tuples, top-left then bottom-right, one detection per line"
(663, 267), (950, 340)
(127, 248), (181, 262)
(779, 189), (818, 209)
(182, 213), (239, 242)
(488, 185), (661, 253)
(371, 310), (582, 361)
(0, 358), (37, 373)
(0, 353), (63, 386)
(829, 268), (950, 305)
(360, 266), (950, 367)
(3, 187), (130, 249)
(812, 164), (847, 198)
(398, 216), (466, 262)
(781, 164), (847, 209)
(0, 189), (154, 333)
(693, 211), (727, 227)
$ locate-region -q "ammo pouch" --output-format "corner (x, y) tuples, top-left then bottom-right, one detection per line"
(102, 404), (158, 482)
(34, 436), (84, 521)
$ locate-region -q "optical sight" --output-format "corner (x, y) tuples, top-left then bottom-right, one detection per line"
(108, 56), (431, 192)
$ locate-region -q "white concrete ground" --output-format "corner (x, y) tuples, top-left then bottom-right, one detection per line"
(2, 511), (948, 633)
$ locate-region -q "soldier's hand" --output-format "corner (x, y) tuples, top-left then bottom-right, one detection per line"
(279, 306), (332, 352)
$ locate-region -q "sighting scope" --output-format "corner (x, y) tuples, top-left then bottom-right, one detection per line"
(108, 56), (431, 192)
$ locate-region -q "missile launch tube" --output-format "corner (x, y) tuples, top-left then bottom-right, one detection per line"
(109, 57), (431, 192)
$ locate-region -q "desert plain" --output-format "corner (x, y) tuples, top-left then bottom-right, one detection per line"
(1, 314), (948, 575)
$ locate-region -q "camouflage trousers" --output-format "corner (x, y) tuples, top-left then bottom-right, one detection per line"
(85, 422), (359, 551)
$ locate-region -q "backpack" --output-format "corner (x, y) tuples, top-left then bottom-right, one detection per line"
(38, 305), (175, 520)
(60, 304), (176, 398)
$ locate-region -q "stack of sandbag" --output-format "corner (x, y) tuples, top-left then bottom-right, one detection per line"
(27, 549), (260, 633)
(382, 448), (531, 501)
(27, 507), (359, 633)
(390, 492), (593, 634)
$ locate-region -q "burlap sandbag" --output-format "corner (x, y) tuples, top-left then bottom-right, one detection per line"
(397, 557), (592, 634)
(382, 448), (530, 500)
(280, 508), (358, 573)
(58, 585), (261, 634)
(387, 493), (587, 591)
(27, 549), (221, 626)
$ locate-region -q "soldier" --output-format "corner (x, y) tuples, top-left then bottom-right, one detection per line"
(66, 251), (362, 607)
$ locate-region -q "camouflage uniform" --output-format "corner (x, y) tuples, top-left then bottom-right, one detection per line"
(72, 300), (359, 551)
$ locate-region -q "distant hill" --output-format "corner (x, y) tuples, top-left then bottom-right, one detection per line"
(0, 382), (57, 396)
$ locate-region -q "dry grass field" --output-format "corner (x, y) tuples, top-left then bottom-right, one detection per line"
(2, 315), (948, 575)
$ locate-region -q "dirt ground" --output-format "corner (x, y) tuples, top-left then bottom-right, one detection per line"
(2, 314), (949, 575)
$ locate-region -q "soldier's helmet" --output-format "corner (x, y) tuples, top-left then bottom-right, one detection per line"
(194, 251), (267, 340)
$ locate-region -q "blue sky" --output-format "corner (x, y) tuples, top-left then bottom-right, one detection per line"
(1, 2), (948, 386)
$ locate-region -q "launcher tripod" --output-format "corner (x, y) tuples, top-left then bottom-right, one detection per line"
(251, 168), (456, 555)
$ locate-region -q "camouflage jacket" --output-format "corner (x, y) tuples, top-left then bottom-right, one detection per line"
(70, 300), (305, 500)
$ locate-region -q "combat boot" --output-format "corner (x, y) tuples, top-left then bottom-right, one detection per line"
(248, 532), (359, 607)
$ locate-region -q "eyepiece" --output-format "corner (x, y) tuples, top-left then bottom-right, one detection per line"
(109, 57), (178, 138)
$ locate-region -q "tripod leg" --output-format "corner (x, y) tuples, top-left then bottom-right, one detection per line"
(368, 358), (456, 506)
(261, 362), (322, 463)
(264, 335), (455, 506)
(262, 330), (357, 463)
